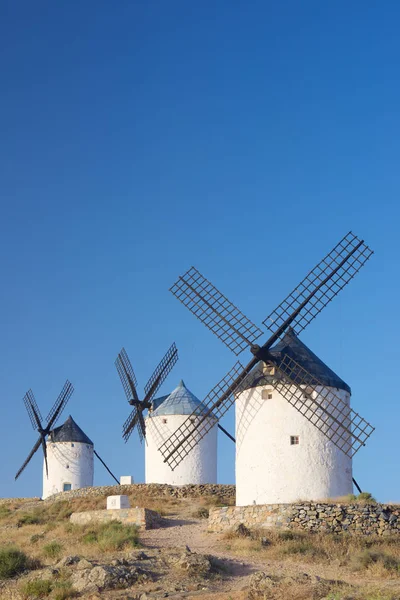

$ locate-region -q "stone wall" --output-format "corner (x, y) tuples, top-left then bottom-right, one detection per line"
(70, 507), (161, 529)
(209, 502), (400, 536)
(45, 483), (235, 503)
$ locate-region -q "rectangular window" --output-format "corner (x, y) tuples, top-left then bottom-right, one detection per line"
(290, 436), (299, 445)
(162, 418), (167, 424)
(262, 389), (273, 400)
(63, 483), (72, 492)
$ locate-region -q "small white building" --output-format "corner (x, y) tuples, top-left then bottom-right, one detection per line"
(42, 415), (94, 499)
(235, 331), (353, 506)
(145, 380), (217, 485)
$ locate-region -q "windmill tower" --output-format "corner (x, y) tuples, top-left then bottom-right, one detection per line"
(16, 382), (118, 499)
(145, 380), (217, 485)
(159, 232), (375, 505)
(115, 346), (223, 484)
(42, 415), (94, 499)
(235, 330), (353, 504)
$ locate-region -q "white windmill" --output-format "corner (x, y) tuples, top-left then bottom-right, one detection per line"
(15, 383), (118, 499)
(159, 232), (375, 505)
(146, 380), (217, 485)
(42, 415), (94, 499)
(115, 347), (221, 484)
(234, 329), (354, 504)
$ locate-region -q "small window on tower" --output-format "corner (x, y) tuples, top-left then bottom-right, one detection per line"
(162, 418), (167, 424)
(290, 436), (299, 445)
(66, 464), (69, 469)
(262, 389), (273, 400)
(263, 363), (275, 376)
(63, 483), (72, 492)
(71, 443), (74, 447)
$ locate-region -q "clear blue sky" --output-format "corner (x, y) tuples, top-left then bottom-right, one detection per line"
(1, 1), (399, 501)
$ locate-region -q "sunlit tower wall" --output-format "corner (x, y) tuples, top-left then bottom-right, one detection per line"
(235, 335), (353, 506)
(145, 380), (217, 485)
(42, 416), (94, 499)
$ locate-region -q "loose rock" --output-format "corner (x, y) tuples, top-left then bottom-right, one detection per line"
(176, 552), (211, 577)
(71, 563), (148, 592)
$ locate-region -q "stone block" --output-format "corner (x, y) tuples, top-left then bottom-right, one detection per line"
(120, 476), (134, 485)
(70, 507), (161, 529)
(107, 495), (130, 510)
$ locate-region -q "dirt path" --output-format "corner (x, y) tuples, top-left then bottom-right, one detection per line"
(140, 515), (400, 596)
(140, 516), (326, 583)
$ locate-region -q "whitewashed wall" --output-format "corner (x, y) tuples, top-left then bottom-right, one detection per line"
(42, 441), (94, 499)
(145, 414), (217, 485)
(235, 384), (352, 506)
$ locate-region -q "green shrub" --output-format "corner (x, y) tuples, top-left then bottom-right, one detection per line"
(18, 512), (42, 526)
(276, 530), (299, 541)
(20, 579), (52, 599)
(42, 541), (63, 559)
(80, 521), (139, 552)
(52, 580), (77, 600)
(17, 502), (72, 529)
(81, 531), (97, 544)
(350, 549), (399, 572)
(0, 547), (29, 579)
(280, 540), (321, 558)
(0, 505), (11, 519)
(357, 492), (377, 503)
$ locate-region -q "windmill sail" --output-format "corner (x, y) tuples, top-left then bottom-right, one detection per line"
(46, 381), (74, 428)
(116, 348), (140, 403)
(15, 437), (42, 480)
(170, 267), (263, 355)
(23, 390), (43, 430)
(117, 344), (178, 444)
(159, 362), (249, 470)
(143, 342), (178, 403)
(263, 232), (373, 339)
(16, 381), (75, 481)
(163, 231), (375, 470)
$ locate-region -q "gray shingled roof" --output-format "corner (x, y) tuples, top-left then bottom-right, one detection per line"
(243, 329), (351, 394)
(152, 380), (213, 417)
(49, 415), (93, 445)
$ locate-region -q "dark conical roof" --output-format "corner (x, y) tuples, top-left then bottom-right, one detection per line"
(49, 415), (93, 445)
(244, 330), (351, 394)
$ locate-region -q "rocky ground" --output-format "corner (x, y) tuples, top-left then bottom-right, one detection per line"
(0, 488), (400, 599)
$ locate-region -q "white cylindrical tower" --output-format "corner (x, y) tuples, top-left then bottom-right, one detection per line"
(145, 380), (217, 485)
(236, 332), (353, 506)
(42, 416), (94, 499)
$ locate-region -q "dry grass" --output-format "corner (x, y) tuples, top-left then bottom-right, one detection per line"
(323, 492), (378, 504)
(198, 495), (235, 508)
(223, 526), (400, 579)
(1, 492), (398, 600)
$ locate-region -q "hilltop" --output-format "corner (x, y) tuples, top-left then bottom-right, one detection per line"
(0, 485), (399, 600)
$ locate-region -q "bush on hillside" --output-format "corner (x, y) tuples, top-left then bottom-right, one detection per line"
(42, 541), (63, 559)
(0, 547), (29, 579)
(81, 521), (139, 551)
(20, 579), (52, 599)
(357, 492), (377, 503)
